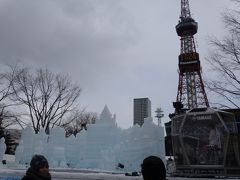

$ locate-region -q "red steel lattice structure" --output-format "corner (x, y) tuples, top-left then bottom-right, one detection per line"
(175, 0), (209, 110)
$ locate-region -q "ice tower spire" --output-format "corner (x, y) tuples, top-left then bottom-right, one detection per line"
(100, 105), (112, 119)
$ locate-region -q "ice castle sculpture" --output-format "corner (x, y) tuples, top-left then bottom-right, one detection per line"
(78, 105), (121, 170)
(15, 105), (165, 172)
(0, 138), (6, 161)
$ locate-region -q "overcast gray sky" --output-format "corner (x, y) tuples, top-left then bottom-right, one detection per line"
(0, 0), (231, 128)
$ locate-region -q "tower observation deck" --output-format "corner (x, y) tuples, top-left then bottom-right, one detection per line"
(174, 0), (209, 112)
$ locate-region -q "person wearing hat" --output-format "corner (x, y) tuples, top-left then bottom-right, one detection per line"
(22, 154), (51, 180)
(141, 156), (166, 180)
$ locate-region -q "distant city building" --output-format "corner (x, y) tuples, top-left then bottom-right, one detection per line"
(133, 98), (151, 126)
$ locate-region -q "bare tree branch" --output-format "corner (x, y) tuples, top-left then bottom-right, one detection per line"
(205, 1), (240, 108)
(0, 65), (24, 131)
(62, 110), (97, 137)
(10, 67), (81, 134)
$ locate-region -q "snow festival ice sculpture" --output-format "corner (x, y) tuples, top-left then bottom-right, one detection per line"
(15, 105), (165, 172)
(0, 138), (6, 161)
(116, 117), (166, 171)
(77, 105), (121, 170)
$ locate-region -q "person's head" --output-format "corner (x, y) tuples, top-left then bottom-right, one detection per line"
(141, 156), (166, 180)
(30, 154), (49, 176)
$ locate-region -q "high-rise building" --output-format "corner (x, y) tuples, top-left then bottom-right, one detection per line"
(133, 98), (151, 126)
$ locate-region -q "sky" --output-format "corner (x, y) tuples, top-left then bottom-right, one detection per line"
(0, 0), (232, 129)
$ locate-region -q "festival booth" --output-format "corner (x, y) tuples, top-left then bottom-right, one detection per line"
(171, 107), (240, 176)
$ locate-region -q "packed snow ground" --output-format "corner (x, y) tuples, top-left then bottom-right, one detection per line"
(0, 168), (239, 180)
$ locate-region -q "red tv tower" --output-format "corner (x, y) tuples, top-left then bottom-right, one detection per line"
(174, 0), (209, 112)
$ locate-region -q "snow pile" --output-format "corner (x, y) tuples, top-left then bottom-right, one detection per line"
(14, 105), (165, 172)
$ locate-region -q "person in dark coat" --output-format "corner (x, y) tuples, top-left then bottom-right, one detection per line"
(141, 156), (166, 180)
(22, 154), (51, 180)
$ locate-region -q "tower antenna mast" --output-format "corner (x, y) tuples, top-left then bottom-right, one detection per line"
(174, 0), (209, 112)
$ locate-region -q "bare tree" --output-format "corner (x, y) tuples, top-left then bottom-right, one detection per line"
(0, 65), (23, 138)
(0, 107), (23, 129)
(10, 67), (81, 134)
(206, 0), (240, 108)
(62, 110), (97, 137)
